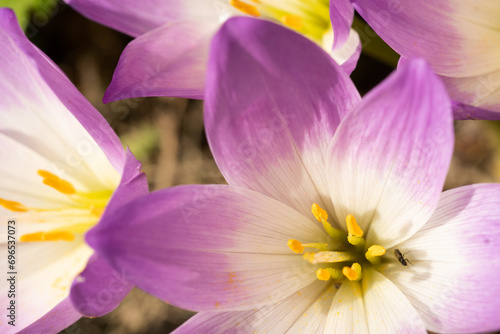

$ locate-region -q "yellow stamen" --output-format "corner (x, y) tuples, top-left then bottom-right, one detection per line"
(38, 170), (76, 195)
(365, 245), (386, 265)
(346, 214), (365, 248)
(0, 198), (28, 212)
(230, 0), (260, 17)
(288, 239), (304, 253)
(302, 242), (328, 251)
(20, 231), (75, 242)
(19, 232), (44, 242)
(281, 14), (304, 30)
(43, 231), (75, 241)
(311, 203), (328, 222)
(342, 263), (362, 281)
(311, 203), (347, 240)
(366, 245), (386, 257)
(316, 268), (331, 281)
(316, 267), (343, 281)
(311, 251), (356, 264)
(346, 215), (363, 237)
(288, 240), (328, 254)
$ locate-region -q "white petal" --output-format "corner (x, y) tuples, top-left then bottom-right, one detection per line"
(0, 237), (93, 332)
(363, 268), (426, 333)
(386, 184), (500, 333)
(324, 281), (369, 333)
(174, 281), (333, 333)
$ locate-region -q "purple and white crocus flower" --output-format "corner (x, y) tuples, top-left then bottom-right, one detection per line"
(85, 18), (500, 333)
(350, 0), (500, 120)
(64, 0), (360, 102)
(0, 8), (147, 333)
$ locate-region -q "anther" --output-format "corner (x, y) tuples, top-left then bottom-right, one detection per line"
(342, 263), (362, 281)
(346, 215), (363, 237)
(288, 240), (328, 254)
(20, 231), (75, 242)
(0, 198), (28, 212)
(281, 14), (304, 30)
(316, 267), (343, 281)
(38, 170), (76, 195)
(288, 239), (304, 253)
(229, 0), (260, 17)
(365, 245), (386, 265)
(311, 203), (347, 240)
(346, 215), (365, 248)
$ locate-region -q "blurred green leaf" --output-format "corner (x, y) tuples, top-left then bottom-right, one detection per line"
(352, 16), (400, 68)
(0, 0), (59, 29)
(120, 123), (160, 163)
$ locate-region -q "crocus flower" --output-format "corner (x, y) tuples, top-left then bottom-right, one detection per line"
(64, 0), (361, 102)
(84, 18), (500, 333)
(0, 8), (148, 333)
(349, 0), (500, 120)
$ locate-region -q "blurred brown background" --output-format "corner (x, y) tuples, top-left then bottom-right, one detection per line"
(6, 1), (500, 333)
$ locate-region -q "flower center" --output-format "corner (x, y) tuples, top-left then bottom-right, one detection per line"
(229, 0), (331, 45)
(0, 170), (114, 242)
(288, 204), (387, 282)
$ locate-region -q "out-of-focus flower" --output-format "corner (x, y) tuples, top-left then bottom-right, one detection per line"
(351, 0), (500, 120)
(86, 18), (500, 333)
(0, 8), (148, 333)
(64, 0), (360, 102)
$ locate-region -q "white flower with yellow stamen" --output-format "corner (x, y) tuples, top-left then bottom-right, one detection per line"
(0, 9), (147, 333)
(84, 19), (500, 333)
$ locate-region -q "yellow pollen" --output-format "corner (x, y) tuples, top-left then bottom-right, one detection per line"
(38, 170), (76, 195)
(230, 0), (260, 17)
(0, 198), (28, 212)
(20, 231), (75, 242)
(342, 263), (362, 281)
(365, 245), (386, 264)
(366, 245), (386, 257)
(311, 203), (328, 222)
(281, 14), (304, 30)
(316, 268), (331, 281)
(346, 215), (363, 237)
(288, 239), (304, 253)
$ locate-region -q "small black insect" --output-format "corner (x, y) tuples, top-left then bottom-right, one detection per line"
(394, 249), (413, 266)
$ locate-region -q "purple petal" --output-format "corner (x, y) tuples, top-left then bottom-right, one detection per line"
(70, 254), (133, 317)
(336, 30), (362, 75)
(65, 0), (218, 37)
(173, 281), (332, 333)
(205, 17), (360, 218)
(442, 71), (500, 120)
(352, 0), (500, 77)
(329, 0), (355, 50)
(103, 19), (217, 102)
(327, 59), (454, 248)
(398, 57), (500, 120)
(19, 298), (81, 334)
(87, 185), (325, 311)
(69, 149), (147, 317)
(452, 101), (500, 120)
(391, 184), (500, 333)
(0, 8), (125, 172)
